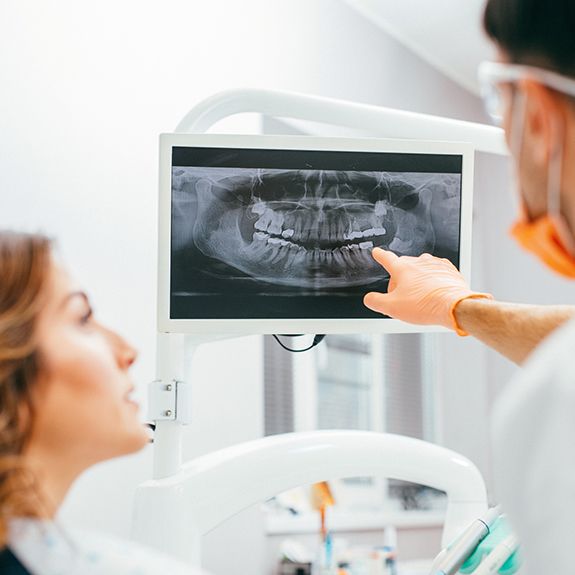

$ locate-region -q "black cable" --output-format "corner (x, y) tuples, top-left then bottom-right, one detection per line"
(272, 334), (326, 353)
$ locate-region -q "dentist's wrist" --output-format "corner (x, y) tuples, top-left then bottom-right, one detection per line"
(450, 293), (494, 336)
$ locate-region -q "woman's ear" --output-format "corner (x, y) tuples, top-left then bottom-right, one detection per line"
(521, 79), (566, 166)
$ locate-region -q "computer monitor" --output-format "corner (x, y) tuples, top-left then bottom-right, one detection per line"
(158, 134), (473, 334)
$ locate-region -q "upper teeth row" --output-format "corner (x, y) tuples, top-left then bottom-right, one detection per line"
(252, 203), (388, 241)
(263, 227), (386, 241)
(254, 231), (375, 251)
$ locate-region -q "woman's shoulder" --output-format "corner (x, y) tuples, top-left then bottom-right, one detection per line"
(9, 518), (209, 575)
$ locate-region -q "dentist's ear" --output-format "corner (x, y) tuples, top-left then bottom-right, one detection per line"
(521, 79), (567, 167)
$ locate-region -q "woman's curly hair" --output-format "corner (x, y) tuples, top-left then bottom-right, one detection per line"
(0, 231), (52, 547)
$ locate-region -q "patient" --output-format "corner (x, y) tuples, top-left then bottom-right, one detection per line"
(0, 231), (204, 574)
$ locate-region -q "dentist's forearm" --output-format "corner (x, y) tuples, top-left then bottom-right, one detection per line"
(453, 298), (575, 365)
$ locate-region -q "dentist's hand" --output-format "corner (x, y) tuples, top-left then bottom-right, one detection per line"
(363, 248), (493, 335)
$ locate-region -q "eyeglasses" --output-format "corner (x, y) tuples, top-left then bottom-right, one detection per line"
(478, 61), (575, 125)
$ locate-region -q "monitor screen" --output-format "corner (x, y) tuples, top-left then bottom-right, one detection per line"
(159, 134), (473, 333)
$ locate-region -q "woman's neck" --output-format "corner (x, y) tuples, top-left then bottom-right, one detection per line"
(23, 447), (86, 518)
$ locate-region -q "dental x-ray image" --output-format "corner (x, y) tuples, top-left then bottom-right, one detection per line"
(170, 147), (462, 320)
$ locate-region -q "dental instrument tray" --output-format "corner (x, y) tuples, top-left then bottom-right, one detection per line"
(158, 133), (473, 334)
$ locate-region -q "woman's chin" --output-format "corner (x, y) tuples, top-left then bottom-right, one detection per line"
(113, 420), (151, 456)
(128, 424), (151, 453)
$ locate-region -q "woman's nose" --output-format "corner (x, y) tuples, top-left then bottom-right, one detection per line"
(102, 324), (138, 368)
(120, 342), (138, 369)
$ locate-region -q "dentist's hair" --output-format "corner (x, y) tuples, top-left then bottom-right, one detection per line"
(0, 231), (52, 546)
(483, 0), (575, 77)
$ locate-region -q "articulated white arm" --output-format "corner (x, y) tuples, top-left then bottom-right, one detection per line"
(174, 88), (506, 155)
(133, 430), (487, 565)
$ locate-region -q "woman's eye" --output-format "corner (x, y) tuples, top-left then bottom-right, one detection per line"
(80, 309), (94, 325)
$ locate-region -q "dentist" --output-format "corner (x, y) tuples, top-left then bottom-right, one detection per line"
(364, 1), (575, 573)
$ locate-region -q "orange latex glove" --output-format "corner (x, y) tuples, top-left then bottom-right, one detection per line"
(363, 248), (493, 335)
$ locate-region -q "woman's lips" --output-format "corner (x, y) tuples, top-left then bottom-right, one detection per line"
(124, 387), (140, 409)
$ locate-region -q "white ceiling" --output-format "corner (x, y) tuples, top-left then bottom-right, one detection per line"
(343, 0), (495, 95)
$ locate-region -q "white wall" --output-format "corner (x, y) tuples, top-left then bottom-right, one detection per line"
(1, 0), (554, 573)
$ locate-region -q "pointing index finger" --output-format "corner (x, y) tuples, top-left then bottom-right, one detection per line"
(371, 248), (399, 273)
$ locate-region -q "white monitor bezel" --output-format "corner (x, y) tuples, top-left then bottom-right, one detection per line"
(158, 133), (474, 334)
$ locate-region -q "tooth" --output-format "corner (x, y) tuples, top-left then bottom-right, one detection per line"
(293, 217), (303, 241)
(363, 250), (376, 264)
(251, 201), (266, 215)
(311, 226), (321, 242)
(328, 221), (337, 243)
(254, 208), (274, 232)
(362, 228), (375, 238)
(337, 217), (346, 240)
(285, 244), (299, 263)
(350, 231), (363, 240)
(254, 231), (268, 241)
(271, 246), (289, 264)
(249, 239), (267, 255)
(341, 248), (355, 267)
(261, 246), (277, 264)
(308, 213), (319, 238)
(291, 247), (307, 267)
(279, 239), (289, 247)
(344, 223), (352, 240)
(375, 201), (388, 216)
(268, 237), (282, 245)
(359, 241), (374, 250)
(268, 211), (284, 236)
(389, 237), (414, 252)
(373, 227), (387, 236)
(282, 229), (295, 239)
(332, 248), (346, 268)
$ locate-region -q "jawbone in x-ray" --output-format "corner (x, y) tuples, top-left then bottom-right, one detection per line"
(171, 163), (461, 320)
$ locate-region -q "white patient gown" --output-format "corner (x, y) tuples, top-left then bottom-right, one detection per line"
(492, 316), (575, 575)
(9, 518), (208, 575)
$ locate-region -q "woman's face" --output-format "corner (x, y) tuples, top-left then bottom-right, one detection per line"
(27, 259), (148, 467)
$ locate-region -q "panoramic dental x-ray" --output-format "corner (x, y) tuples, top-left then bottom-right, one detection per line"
(170, 148), (461, 320)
